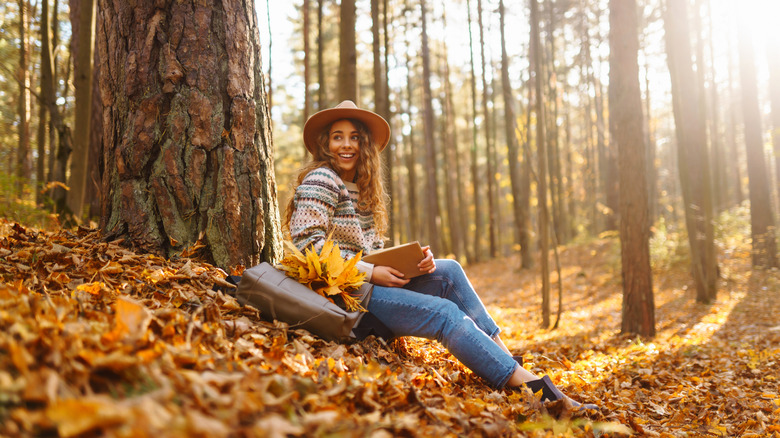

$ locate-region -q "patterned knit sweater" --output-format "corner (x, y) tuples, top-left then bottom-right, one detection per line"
(290, 167), (384, 280)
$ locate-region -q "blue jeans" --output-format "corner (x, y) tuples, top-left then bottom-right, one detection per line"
(365, 259), (518, 388)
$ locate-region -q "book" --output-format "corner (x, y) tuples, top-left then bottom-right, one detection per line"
(363, 241), (427, 279)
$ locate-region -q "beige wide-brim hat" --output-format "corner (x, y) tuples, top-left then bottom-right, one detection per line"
(303, 100), (391, 154)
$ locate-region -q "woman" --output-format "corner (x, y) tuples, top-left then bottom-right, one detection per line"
(286, 100), (596, 412)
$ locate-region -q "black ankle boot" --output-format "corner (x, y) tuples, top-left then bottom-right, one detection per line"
(512, 355), (524, 366)
(524, 375), (599, 412)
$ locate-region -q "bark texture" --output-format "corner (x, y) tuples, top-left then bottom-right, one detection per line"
(97, 0), (282, 269)
(610, 0), (655, 337)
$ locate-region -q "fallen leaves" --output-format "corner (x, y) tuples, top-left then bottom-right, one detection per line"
(2, 217), (778, 437)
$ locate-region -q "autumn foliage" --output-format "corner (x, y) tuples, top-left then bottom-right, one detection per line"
(1, 217), (779, 437)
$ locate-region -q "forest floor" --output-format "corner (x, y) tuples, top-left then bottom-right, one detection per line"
(1, 217), (778, 437)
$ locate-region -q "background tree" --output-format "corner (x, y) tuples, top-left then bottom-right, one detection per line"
(419, 0), (442, 255)
(610, 0), (655, 337)
(96, 0), (282, 269)
(338, 0), (357, 101)
(16, 0), (31, 197)
(736, 4), (778, 269)
(664, 0), (718, 303)
(66, 0), (96, 221)
(530, 0), (552, 328)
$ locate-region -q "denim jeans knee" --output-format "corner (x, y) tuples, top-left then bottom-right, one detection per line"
(367, 266), (518, 388)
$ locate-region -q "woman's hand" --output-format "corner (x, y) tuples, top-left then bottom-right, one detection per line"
(371, 266), (411, 287)
(418, 245), (436, 274)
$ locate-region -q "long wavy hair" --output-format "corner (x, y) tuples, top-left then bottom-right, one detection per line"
(284, 118), (388, 240)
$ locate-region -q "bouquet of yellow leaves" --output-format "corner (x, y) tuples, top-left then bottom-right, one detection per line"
(276, 240), (367, 312)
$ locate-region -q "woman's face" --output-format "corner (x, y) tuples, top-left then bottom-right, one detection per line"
(328, 119), (360, 182)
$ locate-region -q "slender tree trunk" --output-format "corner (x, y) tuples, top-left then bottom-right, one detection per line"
(16, 0), (31, 197)
(466, 0), (482, 262)
(736, 6), (779, 268)
(610, 0), (655, 337)
(499, 0), (526, 257)
(440, 12), (465, 259)
(303, 0), (311, 121)
(702, 0), (726, 213)
(767, 30), (780, 219)
(372, 0), (394, 243)
(419, 0), (442, 254)
(521, 66), (535, 269)
(339, 0), (357, 101)
(726, 33), (744, 207)
(37, 0), (55, 205)
(66, 0), (96, 221)
(97, 0), (282, 269)
(317, 0), (325, 109)
(403, 3), (420, 243)
(664, 0), (719, 302)
(477, 0), (497, 258)
(530, 0), (551, 328)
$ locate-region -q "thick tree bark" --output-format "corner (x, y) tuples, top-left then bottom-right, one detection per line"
(610, 0), (655, 337)
(97, 0), (282, 269)
(664, 0), (719, 302)
(338, 0), (357, 101)
(419, 0), (442, 254)
(736, 6), (778, 269)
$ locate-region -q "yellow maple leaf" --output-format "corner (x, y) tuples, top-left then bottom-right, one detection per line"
(277, 240), (367, 312)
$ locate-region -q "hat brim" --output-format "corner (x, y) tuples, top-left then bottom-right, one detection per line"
(303, 105), (390, 154)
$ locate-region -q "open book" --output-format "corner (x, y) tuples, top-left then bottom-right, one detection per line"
(363, 241), (427, 279)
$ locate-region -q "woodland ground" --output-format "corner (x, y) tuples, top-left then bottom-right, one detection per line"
(0, 213), (778, 437)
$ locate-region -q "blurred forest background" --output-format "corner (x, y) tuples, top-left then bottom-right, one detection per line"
(1, 0), (778, 331)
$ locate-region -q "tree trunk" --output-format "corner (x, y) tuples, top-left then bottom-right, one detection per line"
(477, 0), (497, 258)
(66, 0), (96, 221)
(530, 0), (551, 328)
(610, 0), (655, 337)
(419, 0), (442, 255)
(97, 0), (282, 269)
(303, 0), (311, 121)
(339, 0), (357, 101)
(726, 34), (744, 207)
(316, 0), (326, 109)
(403, 3), (420, 243)
(664, 0), (719, 303)
(86, 36), (104, 219)
(440, 11), (465, 259)
(499, 0), (526, 257)
(736, 6), (779, 269)
(372, 0), (394, 244)
(37, 0), (55, 205)
(768, 29), (780, 220)
(466, 0), (482, 262)
(16, 0), (31, 197)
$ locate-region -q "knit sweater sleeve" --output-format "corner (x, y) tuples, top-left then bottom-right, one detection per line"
(289, 168), (341, 253)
